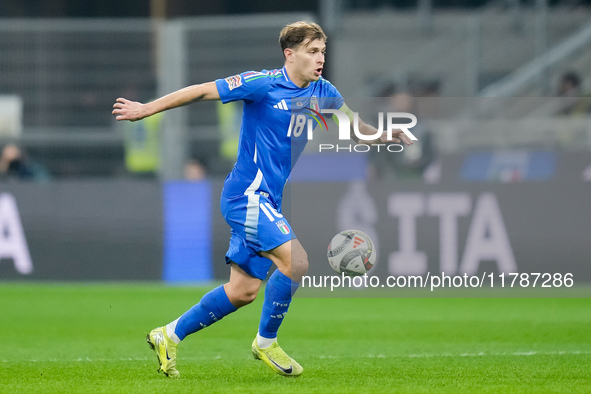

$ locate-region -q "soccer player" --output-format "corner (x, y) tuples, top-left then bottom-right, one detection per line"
(112, 21), (412, 378)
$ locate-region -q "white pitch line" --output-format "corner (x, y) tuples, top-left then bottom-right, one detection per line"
(0, 355), (227, 363)
(1, 350), (590, 363)
(406, 350), (591, 358)
(320, 350), (591, 359)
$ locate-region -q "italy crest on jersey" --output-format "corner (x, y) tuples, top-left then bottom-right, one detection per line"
(310, 96), (320, 113)
(276, 220), (290, 235)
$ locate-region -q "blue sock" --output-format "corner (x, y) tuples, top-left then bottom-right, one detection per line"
(258, 270), (299, 339)
(174, 285), (237, 340)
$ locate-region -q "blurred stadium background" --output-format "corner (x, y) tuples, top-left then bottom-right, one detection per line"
(0, 0), (590, 286)
(2, 2), (591, 392)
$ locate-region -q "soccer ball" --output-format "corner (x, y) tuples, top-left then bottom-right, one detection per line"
(327, 230), (376, 276)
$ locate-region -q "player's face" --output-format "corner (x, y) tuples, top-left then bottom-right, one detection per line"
(291, 39), (326, 86)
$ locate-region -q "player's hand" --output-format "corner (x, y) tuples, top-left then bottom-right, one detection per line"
(380, 129), (414, 145)
(112, 98), (147, 121)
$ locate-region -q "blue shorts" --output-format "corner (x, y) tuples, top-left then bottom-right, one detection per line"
(220, 192), (296, 280)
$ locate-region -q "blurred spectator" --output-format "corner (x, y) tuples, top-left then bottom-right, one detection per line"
(120, 103), (162, 178)
(184, 159), (208, 181)
(368, 81), (438, 182)
(557, 71), (582, 97)
(367, 83), (400, 181)
(555, 71), (590, 115)
(0, 143), (50, 181)
(217, 100), (241, 163)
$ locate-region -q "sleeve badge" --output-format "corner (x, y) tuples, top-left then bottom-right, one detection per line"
(225, 75), (242, 91)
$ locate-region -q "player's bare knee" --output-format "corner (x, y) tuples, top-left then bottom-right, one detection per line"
(291, 256), (309, 280)
(234, 287), (259, 305)
(290, 243), (309, 279)
(224, 279), (260, 307)
(226, 287), (258, 307)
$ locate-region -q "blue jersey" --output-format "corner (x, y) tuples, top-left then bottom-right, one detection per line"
(215, 67), (343, 209)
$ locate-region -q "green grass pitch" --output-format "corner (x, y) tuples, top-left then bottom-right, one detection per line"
(1, 283), (590, 393)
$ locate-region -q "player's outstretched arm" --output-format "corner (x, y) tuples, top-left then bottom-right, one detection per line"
(339, 102), (414, 146)
(112, 81), (220, 121)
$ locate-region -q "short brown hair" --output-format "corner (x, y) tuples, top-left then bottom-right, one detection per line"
(279, 21), (327, 57)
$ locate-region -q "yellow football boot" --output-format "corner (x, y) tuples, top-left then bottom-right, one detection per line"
(146, 326), (179, 378)
(251, 338), (303, 377)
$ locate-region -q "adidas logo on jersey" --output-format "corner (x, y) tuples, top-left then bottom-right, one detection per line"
(273, 99), (288, 110)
